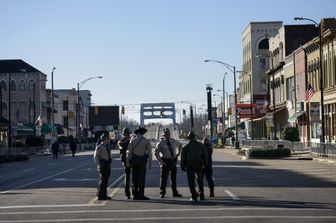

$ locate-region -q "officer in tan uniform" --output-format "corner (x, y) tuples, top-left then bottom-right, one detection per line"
(93, 133), (112, 200)
(126, 126), (152, 200)
(155, 128), (183, 198)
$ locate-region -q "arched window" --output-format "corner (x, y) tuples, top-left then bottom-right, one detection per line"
(0, 80), (7, 91)
(1, 101), (7, 117)
(258, 39), (269, 49)
(19, 80), (25, 91)
(10, 80), (16, 91)
(28, 80), (35, 91)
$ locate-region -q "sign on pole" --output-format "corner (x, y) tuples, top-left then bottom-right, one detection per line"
(266, 112), (274, 127)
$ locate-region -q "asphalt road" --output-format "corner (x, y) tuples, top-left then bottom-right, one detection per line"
(0, 146), (336, 223)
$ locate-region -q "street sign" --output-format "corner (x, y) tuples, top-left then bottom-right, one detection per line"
(266, 112), (274, 127)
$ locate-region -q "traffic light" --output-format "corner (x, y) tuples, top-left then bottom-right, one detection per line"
(227, 108), (232, 115)
(121, 106), (125, 114)
(182, 109), (186, 115)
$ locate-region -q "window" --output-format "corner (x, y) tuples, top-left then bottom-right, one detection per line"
(258, 39), (269, 49)
(1, 101), (7, 117)
(10, 80), (16, 91)
(260, 58), (266, 70)
(63, 100), (68, 111)
(19, 80), (25, 91)
(286, 77), (294, 101)
(0, 80), (6, 91)
(28, 80), (35, 90)
(63, 116), (69, 128)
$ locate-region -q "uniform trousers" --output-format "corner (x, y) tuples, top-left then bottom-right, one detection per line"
(97, 166), (111, 198)
(123, 163), (131, 196)
(131, 158), (147, 198)
(203, 163), (214, 189)
(160, 159), (178, 195)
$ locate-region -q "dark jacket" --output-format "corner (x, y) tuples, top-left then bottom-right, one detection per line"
(118, 137), (130, 163)
(181, 140), (208, 169)
(70, 141), (77, 151)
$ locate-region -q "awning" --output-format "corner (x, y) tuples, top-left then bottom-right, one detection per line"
(17, 124), (34, 136)
(227, 122), (245, 131)
(288, 111), (305, 123)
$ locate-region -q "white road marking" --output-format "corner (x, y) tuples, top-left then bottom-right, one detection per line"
(22, 168), (35, 173)
(0, 163), (89, 194)
(0, 204), (104, 210)
(52, 178), (97, 182)
(88, 173), (125, 204)
(225, 190), (240, 200)
(0, 207), (331, 213)
(0, 215), (335, 222)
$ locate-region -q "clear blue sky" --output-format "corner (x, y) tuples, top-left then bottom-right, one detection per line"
(1, 0), (335, 123)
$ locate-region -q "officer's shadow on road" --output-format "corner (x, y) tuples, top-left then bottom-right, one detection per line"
(112, 196), (333, 210)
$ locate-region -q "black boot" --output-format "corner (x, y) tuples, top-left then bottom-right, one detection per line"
(209, 187), (214, 197)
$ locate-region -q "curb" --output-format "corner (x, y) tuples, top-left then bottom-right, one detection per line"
(313, 157), (336, 165)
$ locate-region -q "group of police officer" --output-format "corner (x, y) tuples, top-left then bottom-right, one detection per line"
(94, 126), (215, 202)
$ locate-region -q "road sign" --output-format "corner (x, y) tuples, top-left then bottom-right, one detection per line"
(266, 112), (274, 127)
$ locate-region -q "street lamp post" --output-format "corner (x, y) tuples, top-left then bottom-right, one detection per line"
(294, 17), (325, 143)
(76, 76), (103, 147)
(8, 73), (11, 150)
(51, 67), (56, 136)
(205, 59), (239, 149)
(237, 70), (253, 140)
(222, 73), (227, 140)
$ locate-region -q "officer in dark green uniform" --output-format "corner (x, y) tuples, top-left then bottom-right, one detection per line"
(118, 128), (132, 199)
(181, 131), (208, 202)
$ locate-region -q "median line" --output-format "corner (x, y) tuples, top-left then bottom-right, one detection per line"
(225, 190), (240, 200)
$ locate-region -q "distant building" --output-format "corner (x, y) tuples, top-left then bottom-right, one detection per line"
(0, 59), (47, 145)
(241, 21), (282, 139)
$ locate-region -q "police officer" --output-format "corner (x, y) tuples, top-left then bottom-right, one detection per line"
(118, 128), (132, 199)
(93, 133), (112, 200)
(126, 126), (152, 200)
(202, 137), (215, 197)
(155, 128), (183, 198)
(181, 131), (208, 202)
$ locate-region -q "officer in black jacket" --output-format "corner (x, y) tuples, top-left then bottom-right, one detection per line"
(203, 137), (215, 197)
(118, 128), (132, 199)
(181, 131), (208, 202)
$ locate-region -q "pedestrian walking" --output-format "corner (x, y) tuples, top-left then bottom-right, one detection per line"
(118, 127), (132, 199)
(70, 139), (77, 157)
(181, 131), (208, 202)
(155, 128), (183, 198)
(231, 136), (235, 146)
(93, 133), (112, 200)
(51, 139), (60, 159)
(126, 126), (152, 200)
(202, 137), (215, 197)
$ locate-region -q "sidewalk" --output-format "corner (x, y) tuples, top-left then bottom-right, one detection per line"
(215, 145), (336, 165)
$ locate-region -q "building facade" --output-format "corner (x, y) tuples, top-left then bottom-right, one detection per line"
(0, 59), (47, 145)
(241, 21), (282, 139)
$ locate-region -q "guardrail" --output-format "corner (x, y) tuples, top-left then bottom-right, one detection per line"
(241, 140), (325, 154)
